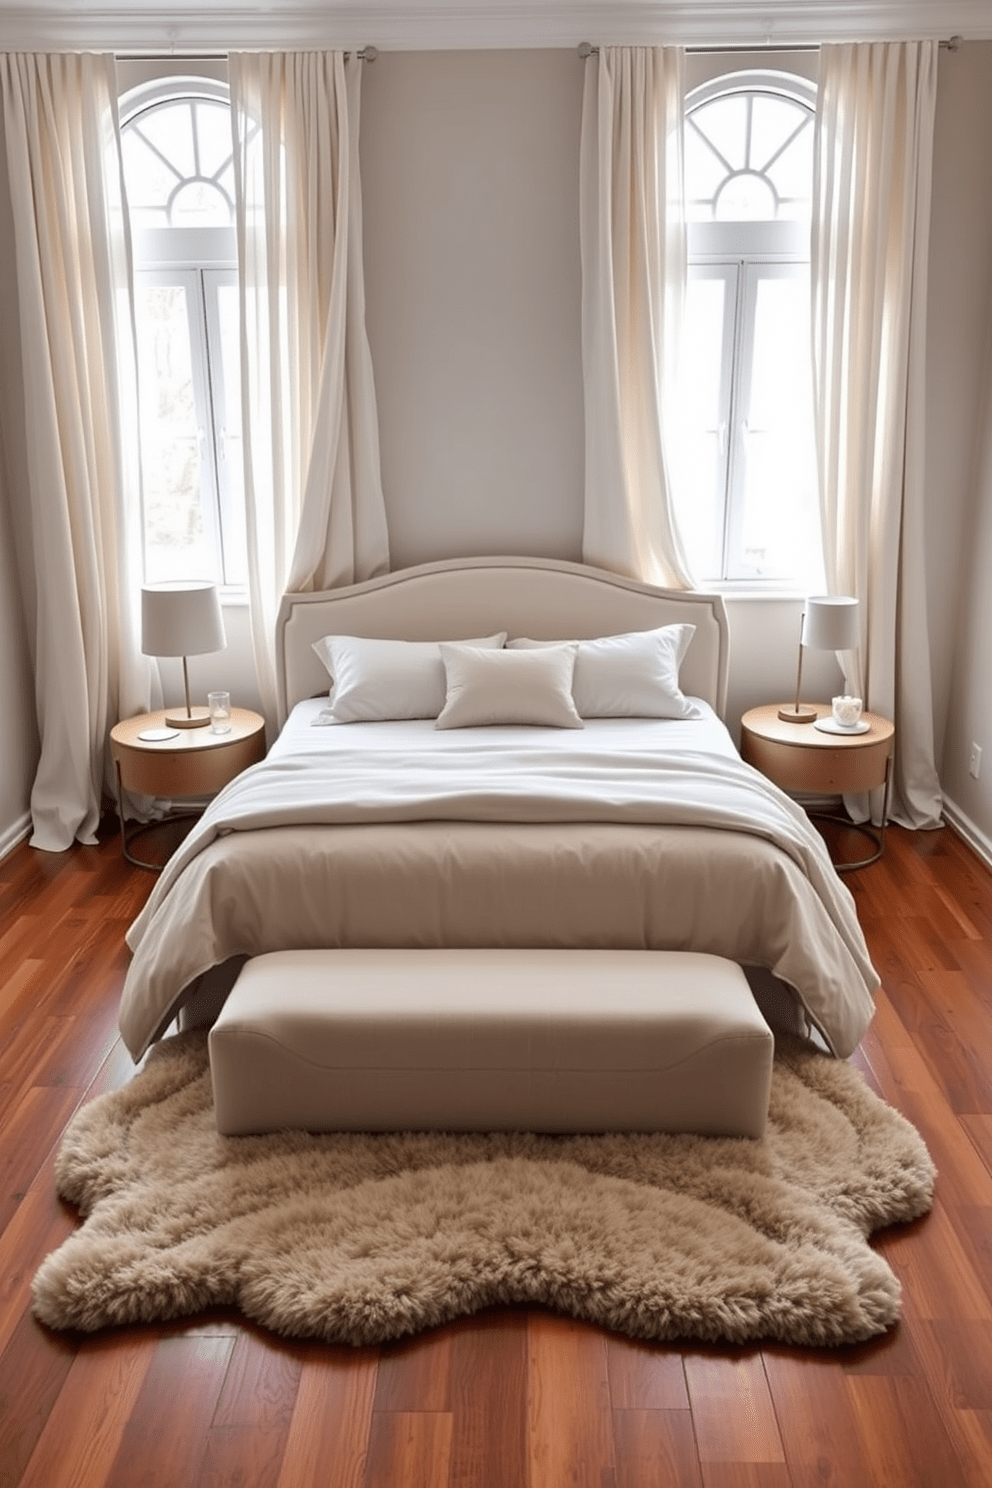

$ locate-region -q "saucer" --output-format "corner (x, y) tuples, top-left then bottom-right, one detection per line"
(138, 727), (182, 742)
(814, 716), (870, 735)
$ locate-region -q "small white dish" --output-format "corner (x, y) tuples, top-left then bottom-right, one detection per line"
(814, 716), (870, 735)
(138, 727), (182, 742)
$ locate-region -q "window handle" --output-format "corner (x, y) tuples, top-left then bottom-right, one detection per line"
(219, 426), (242, 462)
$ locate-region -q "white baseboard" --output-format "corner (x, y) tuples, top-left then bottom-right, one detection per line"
(942, 796), (992, 874)
(0, 812), (31, 864)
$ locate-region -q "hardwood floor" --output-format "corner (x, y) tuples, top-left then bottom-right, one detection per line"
(2, 818), (992, 1486)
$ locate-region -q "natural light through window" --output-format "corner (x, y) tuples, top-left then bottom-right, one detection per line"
(671, 72), (824, 589)
(120, 80), (248, 589)
(122, 95), (237, 229)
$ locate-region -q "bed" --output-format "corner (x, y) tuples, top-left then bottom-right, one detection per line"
(117, 555), (878, 1062)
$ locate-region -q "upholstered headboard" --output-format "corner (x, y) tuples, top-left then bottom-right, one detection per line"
(276, 556), (730, 726)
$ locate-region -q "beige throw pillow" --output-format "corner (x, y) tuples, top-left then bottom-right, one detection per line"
(435, 643), (584, 730)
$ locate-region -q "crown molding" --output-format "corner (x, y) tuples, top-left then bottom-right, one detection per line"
(1, 1), (990, 54)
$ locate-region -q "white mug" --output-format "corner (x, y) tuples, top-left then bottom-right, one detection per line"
(208, 690), (232, 733)
(831, 695), (863, 728)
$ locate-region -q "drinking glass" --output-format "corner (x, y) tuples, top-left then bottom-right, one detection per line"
(208, 690), (232, 733)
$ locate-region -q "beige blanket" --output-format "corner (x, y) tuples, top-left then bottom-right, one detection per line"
(119, 738), (878, 1060)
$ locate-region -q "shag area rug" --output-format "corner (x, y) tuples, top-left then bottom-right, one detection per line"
(33, 1029), (934, 1348)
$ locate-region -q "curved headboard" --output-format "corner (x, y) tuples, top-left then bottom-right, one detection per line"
(276, 556), (730, 726)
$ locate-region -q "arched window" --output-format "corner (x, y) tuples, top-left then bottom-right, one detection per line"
(671, 72), (822, 589)
(120, 79), (249, 589)
(685, 74), (814, 223)
(122, 88), (237, 228)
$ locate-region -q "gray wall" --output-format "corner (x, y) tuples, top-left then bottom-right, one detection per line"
(1, 44), (990, 856)
(927, 43), (992, 857)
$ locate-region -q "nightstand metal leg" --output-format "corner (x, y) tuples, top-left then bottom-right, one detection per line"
(812, 752), (893, 873)
(115, 759), (198, 872)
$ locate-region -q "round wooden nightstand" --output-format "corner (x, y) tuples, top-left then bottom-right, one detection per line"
(110, 706), (266, 869)
(740, 703), (894, 871)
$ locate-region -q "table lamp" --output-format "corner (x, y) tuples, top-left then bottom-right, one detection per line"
(778, 595), (860, 724)
(141, 581), (227, 728)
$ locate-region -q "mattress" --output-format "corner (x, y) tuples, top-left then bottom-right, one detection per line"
(118, 699), (879, 1061)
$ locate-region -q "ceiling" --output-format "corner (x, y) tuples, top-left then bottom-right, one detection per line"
(1, 0), (991, 53)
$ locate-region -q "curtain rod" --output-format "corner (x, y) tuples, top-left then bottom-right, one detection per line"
(579, 36), (962, 57)
(117, 45), (378, 62)
(119, 37), (963, 63)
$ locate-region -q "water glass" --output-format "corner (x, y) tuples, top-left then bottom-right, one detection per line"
(208, 690), (232, 734)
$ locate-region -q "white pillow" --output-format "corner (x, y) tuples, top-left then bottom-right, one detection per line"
(507, 624), (702, 720)
(435, 643), (584, 730)
(313, 632), (507, 722)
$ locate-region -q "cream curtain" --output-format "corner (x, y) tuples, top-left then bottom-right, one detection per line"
(579, 45), (694, 589)
(0, 52), (150, 851)
(811, 41), (942, 828)
(230, 51), (389, 726)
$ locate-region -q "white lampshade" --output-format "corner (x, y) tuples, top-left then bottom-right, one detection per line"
(141, 582), (226, 659)
(141, 582), (227, 728)
(778, 594), (861, 725)
(801, 595), (860, 653)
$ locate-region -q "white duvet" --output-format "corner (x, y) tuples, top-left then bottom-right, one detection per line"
(119, 703), (878, 1060)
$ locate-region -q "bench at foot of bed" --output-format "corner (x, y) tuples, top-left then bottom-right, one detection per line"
(207, 948), (774, 1139)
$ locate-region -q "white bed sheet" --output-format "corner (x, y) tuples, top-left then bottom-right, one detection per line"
(118, 700), (878, 1062)
(270, 697), (738, 759)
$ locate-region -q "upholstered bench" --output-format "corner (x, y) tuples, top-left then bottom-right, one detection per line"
(208, 948), (774, 1139)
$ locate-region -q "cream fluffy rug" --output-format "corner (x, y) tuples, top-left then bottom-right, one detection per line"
(33, 1030), (934, 1347)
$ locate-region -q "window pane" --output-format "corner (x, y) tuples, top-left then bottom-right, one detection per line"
(714, 171), (776, 221)
(735, 271), (822, 585)
(121, 130), (177, 222)
(214, 282), (248, 587)
(134, 284), (214, 584)
(766, 126), (814, 219)
(685, 121), (731, 219)
(697, 95), (748, 174)
(670, 273), (733, 579)
(749, 95), (804, 171)
(172, 179), (232, 227)
(192, 100), (234, 180)
(138, 101), (196, 180)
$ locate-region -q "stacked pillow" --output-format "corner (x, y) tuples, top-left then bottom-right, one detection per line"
(312, 624), (701, 728)
(506, 624), (701, 721)
(312, 633), (506, 722)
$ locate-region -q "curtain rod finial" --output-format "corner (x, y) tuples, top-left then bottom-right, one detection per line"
(578, 41), (597, 60)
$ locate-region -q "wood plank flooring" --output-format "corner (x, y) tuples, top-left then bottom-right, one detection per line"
(2, 818), (992, 1485)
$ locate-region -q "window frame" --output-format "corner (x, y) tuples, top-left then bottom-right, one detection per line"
(119, 76), (246, 594)
(678, 70), (823, 594)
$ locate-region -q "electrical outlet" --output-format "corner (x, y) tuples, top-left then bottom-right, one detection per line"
(970, 743), (982, 780)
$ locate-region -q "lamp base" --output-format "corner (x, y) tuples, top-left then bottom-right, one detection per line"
(777, 704), (818, 724)
(165, 706), (212, 729)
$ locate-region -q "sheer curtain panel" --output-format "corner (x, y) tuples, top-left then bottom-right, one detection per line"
(0, 53), (150, 851)
(579, 45), (694, 589)
(811, 41), (942, 828)
(230, 51), (389, 727)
